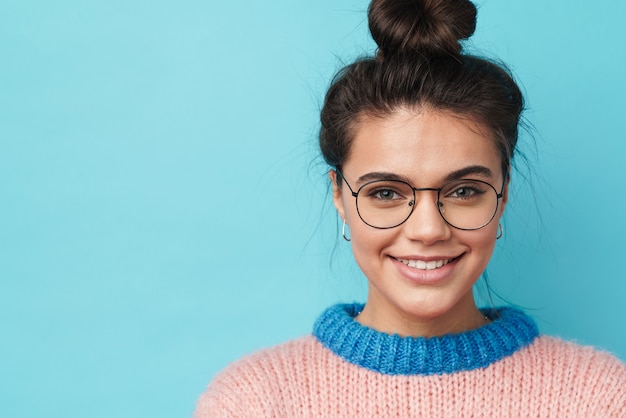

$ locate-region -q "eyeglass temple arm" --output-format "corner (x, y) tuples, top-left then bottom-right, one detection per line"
(335, 170), (359, 197)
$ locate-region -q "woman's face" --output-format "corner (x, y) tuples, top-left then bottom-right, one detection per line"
(331, 108), (507, 336)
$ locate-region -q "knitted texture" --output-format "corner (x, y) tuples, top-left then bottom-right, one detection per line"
(195, 306), (626, 417)
(313, 303), (538, 375)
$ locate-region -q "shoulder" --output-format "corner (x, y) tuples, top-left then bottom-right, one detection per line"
(193, 335), (325, 418)
(513, 335), (626, 414)
(209, 334), (324, 380)
(527, 335), (626, 374)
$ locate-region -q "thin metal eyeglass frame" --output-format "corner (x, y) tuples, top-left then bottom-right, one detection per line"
(335, 170), (505, 231)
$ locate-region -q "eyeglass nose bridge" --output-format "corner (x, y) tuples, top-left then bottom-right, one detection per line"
(404, 187), (448, 227)
(406, 187), (444, 208)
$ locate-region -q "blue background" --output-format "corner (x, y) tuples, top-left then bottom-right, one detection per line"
(1, 1), (625, 416)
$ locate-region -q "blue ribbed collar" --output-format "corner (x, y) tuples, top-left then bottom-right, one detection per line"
(313, 303), (539, 375)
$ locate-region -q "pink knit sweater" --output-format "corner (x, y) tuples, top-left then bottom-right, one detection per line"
(195, 306), (626, 417)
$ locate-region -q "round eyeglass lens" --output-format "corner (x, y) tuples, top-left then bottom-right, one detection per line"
(437, 179), (499, 230)
(355, 180), (416, 229)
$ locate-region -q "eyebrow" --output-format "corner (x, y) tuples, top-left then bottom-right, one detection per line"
(443, 165), (494, 182)
(355, 165), (495, 186)
(356, 172), (413, 185)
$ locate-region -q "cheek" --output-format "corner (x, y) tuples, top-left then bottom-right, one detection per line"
(460, 224), (499, 262)
(349, 222), (395, 263)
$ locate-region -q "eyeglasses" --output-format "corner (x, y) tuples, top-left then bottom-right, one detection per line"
(337, 171), (504, 230)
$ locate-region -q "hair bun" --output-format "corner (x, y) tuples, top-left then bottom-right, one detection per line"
(368, 0), (477, 57)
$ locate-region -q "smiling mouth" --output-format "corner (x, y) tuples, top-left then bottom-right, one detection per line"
(393, 256), (459, 270)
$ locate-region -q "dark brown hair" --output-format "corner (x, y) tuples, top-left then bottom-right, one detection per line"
(319, 0), (524, 180)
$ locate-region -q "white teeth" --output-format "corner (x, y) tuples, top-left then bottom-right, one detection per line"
(399, 258), (452, 270)
(406, 260), (424, 269)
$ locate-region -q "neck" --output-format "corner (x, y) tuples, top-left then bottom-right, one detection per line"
(355, 294), (488, 337)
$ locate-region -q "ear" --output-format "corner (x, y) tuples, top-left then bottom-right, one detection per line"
(329, 170), (347, 222)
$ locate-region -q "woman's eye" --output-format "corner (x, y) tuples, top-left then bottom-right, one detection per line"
(372, 189), (398, 200)
(449, 185), (483, 199)
(453, 187), (474, 197)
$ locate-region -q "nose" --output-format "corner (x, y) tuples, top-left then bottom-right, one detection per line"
(402, 191), (451, 244)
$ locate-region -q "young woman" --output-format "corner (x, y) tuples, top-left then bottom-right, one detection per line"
(195, 0), (626, 416)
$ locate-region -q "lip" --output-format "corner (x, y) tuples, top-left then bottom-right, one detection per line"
(390, 254), (462, 285)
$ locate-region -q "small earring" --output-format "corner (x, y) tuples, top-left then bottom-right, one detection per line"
(496, 223), (504, 240)
(342, 221), (351, 242)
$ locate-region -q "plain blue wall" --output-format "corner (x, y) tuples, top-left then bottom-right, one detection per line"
(1, 1), (625, 417)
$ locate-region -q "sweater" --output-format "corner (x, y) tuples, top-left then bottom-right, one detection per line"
(195, 304), (626, 417)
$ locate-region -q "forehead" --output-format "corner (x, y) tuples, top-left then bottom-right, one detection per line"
(344, 109), (502, 184)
